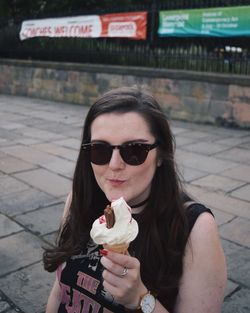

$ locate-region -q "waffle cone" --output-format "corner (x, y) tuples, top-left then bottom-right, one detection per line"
(103, 243), (129, 254)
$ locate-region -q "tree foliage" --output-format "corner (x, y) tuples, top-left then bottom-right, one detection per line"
(0, 0), (152, 22)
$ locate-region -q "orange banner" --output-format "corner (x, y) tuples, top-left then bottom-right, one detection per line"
(101, 12), (147, 40)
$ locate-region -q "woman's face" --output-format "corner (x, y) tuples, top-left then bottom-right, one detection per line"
(90, 112), (159, 209)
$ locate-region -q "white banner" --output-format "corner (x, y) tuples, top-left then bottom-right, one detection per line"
(19, 12), (147, 40)
(20, 15), (102, 40)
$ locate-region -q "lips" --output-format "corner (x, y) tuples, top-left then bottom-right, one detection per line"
(108, 179), (125, 187)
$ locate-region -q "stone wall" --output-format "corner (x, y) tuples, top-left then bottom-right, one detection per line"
(0, 58), (249, 127)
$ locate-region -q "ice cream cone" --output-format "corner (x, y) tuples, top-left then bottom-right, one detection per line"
(103, 242), (129, 254)
(90, 197), (138, 252)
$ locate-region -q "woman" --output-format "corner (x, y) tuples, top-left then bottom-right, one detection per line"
(44, 86), (227, 313)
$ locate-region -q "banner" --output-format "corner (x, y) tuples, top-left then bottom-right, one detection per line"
(20, 12), (147, 40)
(158, 6), (250, 37)
(101, 12), (147, 39)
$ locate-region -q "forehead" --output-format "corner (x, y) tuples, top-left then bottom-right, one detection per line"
(90, 112), (154, 141)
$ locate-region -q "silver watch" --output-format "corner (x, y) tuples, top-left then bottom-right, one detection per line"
(140, 291), (156, 313)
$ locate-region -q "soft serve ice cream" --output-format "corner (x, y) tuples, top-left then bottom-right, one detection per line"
(90, 197), (138, 253)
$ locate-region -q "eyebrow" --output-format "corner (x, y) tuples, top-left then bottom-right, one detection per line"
(90, 139), (150, 144)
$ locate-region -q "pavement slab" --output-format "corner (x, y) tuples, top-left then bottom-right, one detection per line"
(215, 135), (250, 147)
(176, 149), (239, 174)
(191, 174), (246, 193)
(181, 141), (229, 155)
(14, 203), (64, 236)
(221, 165), (250, 183)
(222, 288), (250, 313)
(31, 143), (78, 162)
(0, 188), (55, 216)
(0, 94), (249, 313)
(0, 128), (24, 141)
(186, 185), (250, 219)
(42, 232), (57, 246)
(0, 214), (23, 238)
(179, 166), (208, 183)
(0, 122), (26, 130)
(220, 217), (250, 248)
(240, 141), (250, 149)
(0, 231), (44, 276)
(15, 126), (67, 141)
(0, 145), (57, 165)
(14, 168), (71, 197)
(0, 300), (11, 312)
(230, 184), (250, 202)
(41, 157), (75, 176)
(215, 147), (250, 165)
(178, 129), (213, 140)
(52, 138), (81, 150)
(0, 175), (30, 196)
(222, 239), (250, 288)
(0, 262), (54, 313)
(224, 280), (239, 298)
(14, 137), (45, 145)
(210, 209), (234, 226)
(0, 155), (37, 174)
(174, 135), (198, 147)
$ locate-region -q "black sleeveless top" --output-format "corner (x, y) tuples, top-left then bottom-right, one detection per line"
(57, 203), (213, 313)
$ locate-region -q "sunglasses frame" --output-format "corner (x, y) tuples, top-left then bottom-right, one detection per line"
(82, 141), (158, 166)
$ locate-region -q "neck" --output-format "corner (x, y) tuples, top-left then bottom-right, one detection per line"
(131, 197), (149, 208)
(130, 197), (149, 213)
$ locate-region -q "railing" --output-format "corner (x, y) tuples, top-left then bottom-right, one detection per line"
(0, 0), (249, 75)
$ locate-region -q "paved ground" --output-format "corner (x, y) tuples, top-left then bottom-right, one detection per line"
(0, 94), (249, 313)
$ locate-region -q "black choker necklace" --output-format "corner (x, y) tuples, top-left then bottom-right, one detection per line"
(131, 197), (149, 209)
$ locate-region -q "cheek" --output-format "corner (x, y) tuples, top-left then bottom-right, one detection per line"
(91, 165), (105, 185)
(134, 159), (157, 184)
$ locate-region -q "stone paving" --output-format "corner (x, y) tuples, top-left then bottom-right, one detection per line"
(0, 94), (249, 313)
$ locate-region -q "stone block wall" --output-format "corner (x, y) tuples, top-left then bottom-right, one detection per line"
(0, 58), (249, 127)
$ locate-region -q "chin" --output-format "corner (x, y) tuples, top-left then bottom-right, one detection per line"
(106, 192), (129, 203)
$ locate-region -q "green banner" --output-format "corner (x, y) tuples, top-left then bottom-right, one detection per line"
(158, 6), (250, 37)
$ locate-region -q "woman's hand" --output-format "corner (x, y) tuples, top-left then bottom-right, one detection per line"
(100, 250), (147, 309)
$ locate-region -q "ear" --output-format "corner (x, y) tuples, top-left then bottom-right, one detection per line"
(157, 158), (162, 167)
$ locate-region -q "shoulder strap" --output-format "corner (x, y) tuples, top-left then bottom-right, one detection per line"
(184, 201), (214, 232)
(183, 201), (197, 210)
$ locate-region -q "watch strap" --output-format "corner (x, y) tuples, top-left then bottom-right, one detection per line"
(124, 290), (156, 313)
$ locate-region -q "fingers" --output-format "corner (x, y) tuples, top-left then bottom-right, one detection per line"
(102, 267), (138, 306)
(100, 249), (139, 270)
(102, 267), (130, 289)
(100, 252), (146, 308)
(101, 254), (141, 292)
(101, 256), (127, 277)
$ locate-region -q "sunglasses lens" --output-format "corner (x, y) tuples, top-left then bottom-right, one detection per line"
(121, 144), (148, 165)
(90, 144), (112, 165)
(83, 142), (155, 166)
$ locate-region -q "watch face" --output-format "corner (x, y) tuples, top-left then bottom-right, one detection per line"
(141, 293), (156, 313)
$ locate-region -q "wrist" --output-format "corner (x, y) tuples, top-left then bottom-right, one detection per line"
(125, 285), (148, 311)
(139, 291), (156, 313)
(125, 287), (156, 313)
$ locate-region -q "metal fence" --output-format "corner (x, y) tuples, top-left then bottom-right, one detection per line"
(0, 0), (250, 75)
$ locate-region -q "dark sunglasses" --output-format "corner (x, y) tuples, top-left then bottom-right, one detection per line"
(82, 142), (158, 166)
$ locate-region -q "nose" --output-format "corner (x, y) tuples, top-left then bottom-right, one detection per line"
(108, 147), (125, 169)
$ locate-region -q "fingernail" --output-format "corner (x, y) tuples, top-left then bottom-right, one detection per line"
(99, 249), (108, 256)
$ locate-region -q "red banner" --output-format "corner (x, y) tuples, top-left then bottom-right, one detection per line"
(20, 12), (147, 41)
(101, 12), (147, 40)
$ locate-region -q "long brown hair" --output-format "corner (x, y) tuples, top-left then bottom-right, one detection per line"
(43, 86), (189, 311)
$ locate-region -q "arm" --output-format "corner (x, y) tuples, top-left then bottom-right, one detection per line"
(46, 276), (61, 313)
(46, 194), (71, 312)
(58, 192), (72, 236)
(100, 252), (169, 312)
(175, 212), (227, 313)
(100, 212), (226, 313)
(62, 192), (72, 222)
